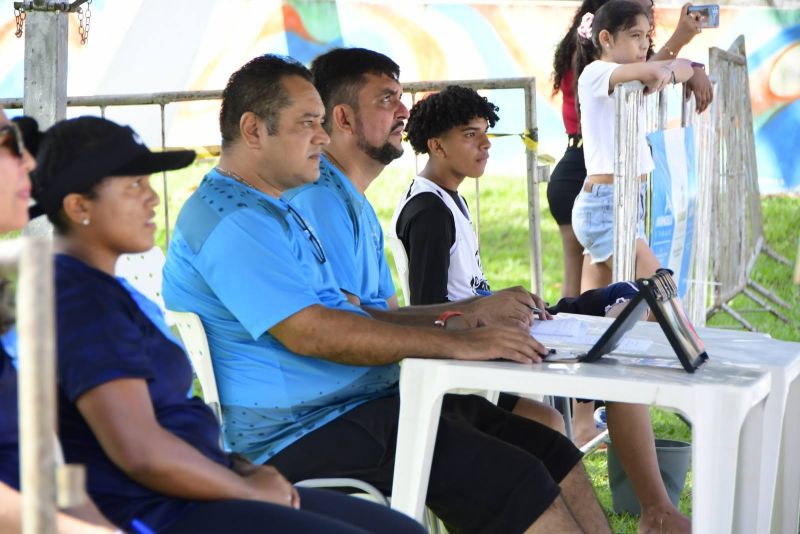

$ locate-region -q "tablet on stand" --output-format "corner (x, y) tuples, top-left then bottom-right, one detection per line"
(577, 269), (709, 373)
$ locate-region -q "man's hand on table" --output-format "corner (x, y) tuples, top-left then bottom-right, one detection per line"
(462, 286), (552, 328)
(446, 324), (548, 364)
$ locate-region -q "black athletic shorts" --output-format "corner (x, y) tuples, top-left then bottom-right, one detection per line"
(497, 392), (520, 411)
(267, 394), (583, 534)
(547, 143), (586, 226)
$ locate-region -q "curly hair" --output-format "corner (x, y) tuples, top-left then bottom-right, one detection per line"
(552, 0), (611, 96)
(405, 86), (499, 155)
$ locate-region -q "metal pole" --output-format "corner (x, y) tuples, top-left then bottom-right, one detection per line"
(160, 104), (170, 245)
(524, 81), (543, 296)
(474, 177), (480, 246)
(612, 82), (642, 283)
(17, 237), (57, 534)
(22, 2), (67, 129)
(22, 4), (67, 237)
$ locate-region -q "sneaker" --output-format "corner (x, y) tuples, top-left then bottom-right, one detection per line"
(593, 406), (607, 429)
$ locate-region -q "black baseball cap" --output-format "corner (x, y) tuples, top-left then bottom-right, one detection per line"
(30, 116), (195, 218)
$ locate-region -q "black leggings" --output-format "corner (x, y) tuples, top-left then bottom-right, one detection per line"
(162, 487), (425, 534)
(547, 144), (586, 226)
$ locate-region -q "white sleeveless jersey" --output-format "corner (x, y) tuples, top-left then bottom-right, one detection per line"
(389, 176), (489, 301)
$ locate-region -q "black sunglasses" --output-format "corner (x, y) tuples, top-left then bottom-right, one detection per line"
(0, 123), (25, 158)
(287, 204), (327, 264)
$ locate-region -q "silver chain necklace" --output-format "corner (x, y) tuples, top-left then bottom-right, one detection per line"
(216, 166), (257, 190)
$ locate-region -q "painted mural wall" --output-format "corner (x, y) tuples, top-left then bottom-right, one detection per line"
(0, 0), (797, 192)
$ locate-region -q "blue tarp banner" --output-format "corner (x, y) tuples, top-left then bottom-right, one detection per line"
(647, 127), (697, 298)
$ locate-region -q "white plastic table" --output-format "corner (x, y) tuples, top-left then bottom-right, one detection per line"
(390, 315), (774, 534)
(657, 323), (800, 534)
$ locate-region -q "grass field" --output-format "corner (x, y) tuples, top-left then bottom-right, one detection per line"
(157, 162), (799, 532)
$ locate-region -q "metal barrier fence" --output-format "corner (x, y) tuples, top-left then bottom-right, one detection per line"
(611, 75), (746, 328)
(708, 36), (792, 330)
(0, 77), (550, 296)
(611, 77), (723, 328)
(611, 81), (647, 284)
(681, 82), (718, 327)
(611, 35), (792, 331)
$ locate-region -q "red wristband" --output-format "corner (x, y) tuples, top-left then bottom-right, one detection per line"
(434, 311), (464, 327)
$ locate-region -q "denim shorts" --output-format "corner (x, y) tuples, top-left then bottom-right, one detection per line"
(571, 181), (647, 264)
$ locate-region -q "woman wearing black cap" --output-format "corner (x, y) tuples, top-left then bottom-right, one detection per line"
(0, 109), (114, 533)
(32, 116), (425, 534)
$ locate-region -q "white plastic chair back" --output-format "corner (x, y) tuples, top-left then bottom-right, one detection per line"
(115, 247), (172, 325)
(169, 311), (222, 424)
(386, 235), (410, 305)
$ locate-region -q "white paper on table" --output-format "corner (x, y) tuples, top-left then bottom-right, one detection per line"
(530, 317), (589, 338)
(531, 317), (653, 354)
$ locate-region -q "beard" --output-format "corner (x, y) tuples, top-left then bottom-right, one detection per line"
(355, 120), (404, 165)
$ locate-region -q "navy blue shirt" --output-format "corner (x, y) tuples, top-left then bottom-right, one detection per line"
(55, 254), (228, 532)
(0, 338), (19, 489)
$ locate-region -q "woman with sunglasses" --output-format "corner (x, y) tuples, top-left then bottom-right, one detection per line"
(0, 109), (115, 533)
(31, 115), (424, 534)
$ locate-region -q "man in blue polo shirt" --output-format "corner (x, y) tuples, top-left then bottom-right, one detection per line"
(283, 50), (545, 325)
(163, 54), (610, 533)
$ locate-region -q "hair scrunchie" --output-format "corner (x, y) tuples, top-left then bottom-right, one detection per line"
(577, 12), (594, 40)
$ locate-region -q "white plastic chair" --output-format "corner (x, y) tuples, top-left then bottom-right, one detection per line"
(386, 236), (499, 408)
(169, 310), (390, 507)
(115, 247), (173, 325)
(386, 235), (411, 305)
(170, 311), (222, 423)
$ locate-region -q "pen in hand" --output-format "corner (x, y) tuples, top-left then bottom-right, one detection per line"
(475, 288), (548, 319)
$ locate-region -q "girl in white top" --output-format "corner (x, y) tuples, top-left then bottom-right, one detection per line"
(571, 0), (693, 292)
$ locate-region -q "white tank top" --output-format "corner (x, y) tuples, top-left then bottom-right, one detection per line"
(389, 176), (489, 301)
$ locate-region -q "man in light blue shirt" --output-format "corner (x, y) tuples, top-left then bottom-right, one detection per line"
(163, 54), (609, 533)
(164, 164), (401, 461)
(283, 153), (394, 311)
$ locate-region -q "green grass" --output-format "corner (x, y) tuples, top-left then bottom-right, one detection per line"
(704, 195), (800, 342)
(156, 163), (799, 533)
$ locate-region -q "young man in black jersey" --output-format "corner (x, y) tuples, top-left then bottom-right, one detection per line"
(395, 85), (690, 533)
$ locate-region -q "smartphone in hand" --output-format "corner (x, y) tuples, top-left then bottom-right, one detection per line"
(687, 4), (720, 28)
